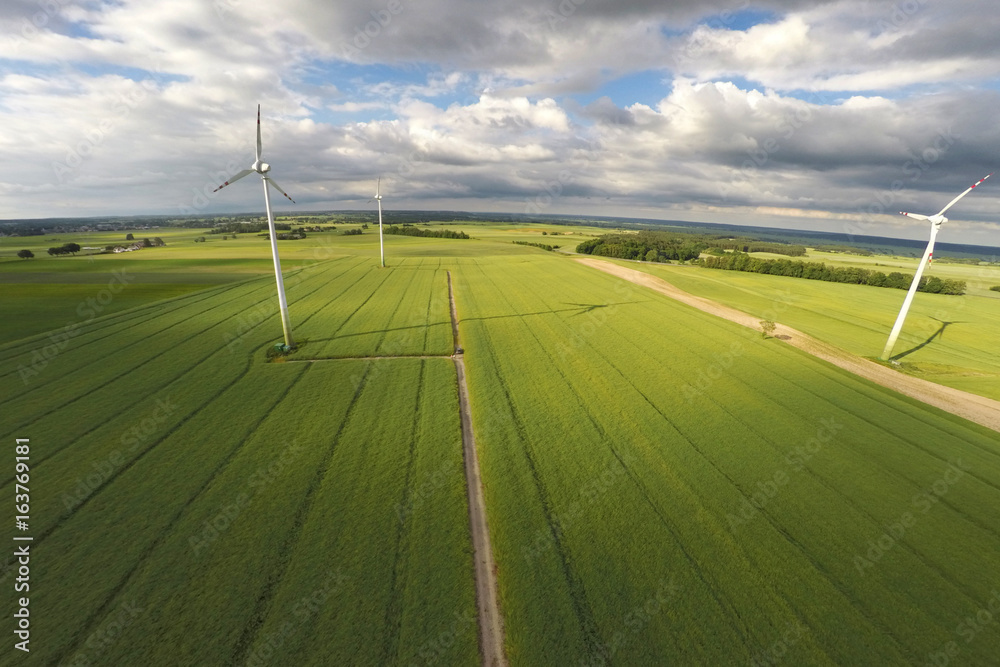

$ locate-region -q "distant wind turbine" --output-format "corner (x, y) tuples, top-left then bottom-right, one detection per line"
(213, 104), (297, 348)
(369, 176), (385, 268)
(880, 172), (992, 360)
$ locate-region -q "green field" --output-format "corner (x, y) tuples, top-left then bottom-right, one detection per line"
(1, 222), (998, 665)
(609, 257), (1000, 401)
(0, 253), (476, 665)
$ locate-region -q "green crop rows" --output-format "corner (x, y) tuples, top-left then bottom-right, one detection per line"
(0, 256), (475, 666)
(1, 226), (998, 665)
(453, 253), (1000, 664)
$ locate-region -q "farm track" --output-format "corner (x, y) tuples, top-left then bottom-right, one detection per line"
(449, 270), (507, 667)
(580, 276), (999, 607)
(578, 257), (1000, 433)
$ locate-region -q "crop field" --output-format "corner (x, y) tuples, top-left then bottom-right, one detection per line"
(286, 257), (453, 359)
(453, 252), (1000, 664)
(1, 223), (999, 665)
(617, 258), (1000, 401)
(0, 254), (476, 666)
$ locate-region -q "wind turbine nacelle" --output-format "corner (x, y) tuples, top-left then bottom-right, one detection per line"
(929, 214), (947, 226)
(253, 160), (271, 174)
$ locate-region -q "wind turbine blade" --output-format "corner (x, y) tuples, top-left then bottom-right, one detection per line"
(213, 169), (254, 193)
(266, 177), (295, 203)
(935, 172), (993, 217)
(256, 104), (263, 162)
(899, 212), (930, 221)
(376, 176), (381, 197)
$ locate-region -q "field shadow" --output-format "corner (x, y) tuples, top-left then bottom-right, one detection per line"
(892, 318), (963, 361)
(300, 321), (452, 345)
(463, 301), (643, 323)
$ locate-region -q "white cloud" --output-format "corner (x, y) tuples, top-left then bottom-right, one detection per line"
(0, 0), (998, 243)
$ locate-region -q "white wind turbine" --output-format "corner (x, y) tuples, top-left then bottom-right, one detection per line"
(369, 176), (385, 268)
(880, 172), (992, 361)
(213, 104), (297, 348)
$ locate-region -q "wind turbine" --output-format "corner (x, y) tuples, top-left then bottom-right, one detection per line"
(213, 105), (296, 349)
(880, 172), (992, 360)
(369, 177), (385, 267)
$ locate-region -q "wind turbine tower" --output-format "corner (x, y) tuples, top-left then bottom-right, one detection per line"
(371, 177), (385, 268)
(880, 173), (991, 361)
(213, 105), (297, 348)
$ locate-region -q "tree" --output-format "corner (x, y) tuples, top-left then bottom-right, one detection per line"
(63, 242), (81, 255)
(142, 237), (152, 247)
(645, 249), (658, 263)
(126, 233), (134, 240)
(760, 320), (776, 339)
(17, 249), (34, 259)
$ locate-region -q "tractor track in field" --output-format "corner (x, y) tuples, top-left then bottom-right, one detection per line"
(577, 257), (1000, 434)
(449, 270), (508, 667)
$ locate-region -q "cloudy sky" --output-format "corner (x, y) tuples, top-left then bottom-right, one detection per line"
(2, 0), (1000, 244)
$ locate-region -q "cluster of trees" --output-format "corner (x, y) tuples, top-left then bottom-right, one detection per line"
(700, 252), (966, 295)
(342, 228), (363, 236)
(991, 286), (1000, 292)
(575, 232), (706, 262)
(47, 243), (81, 256)
(513, 241), (559, 251)
(17, 249), (34, 259)
(263, 230), (307, 240)
(384, 226), (470, 239)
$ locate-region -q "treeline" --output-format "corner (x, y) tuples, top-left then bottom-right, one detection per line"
(710, 240), (807, 256)
(814, 244), (873, 256)
(575, 232), (706, 262)
(210, 222), (291, 234)
(384, 226), (469, 239)
(701, 252), (966, 295)
(513, 241), (559, 251)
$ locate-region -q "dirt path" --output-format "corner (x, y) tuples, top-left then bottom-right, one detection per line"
(577, 257), (1000, 434)
(448, 271), (507, 667)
